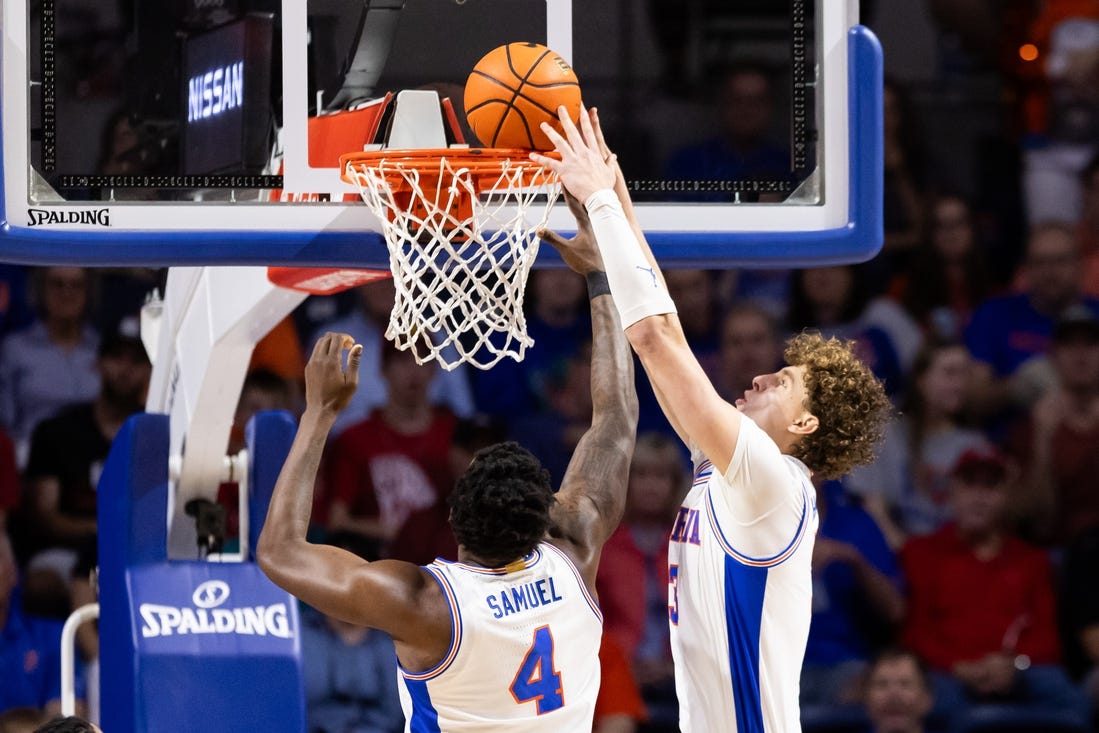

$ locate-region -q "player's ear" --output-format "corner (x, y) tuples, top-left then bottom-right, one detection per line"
(788, 412), (818, 436)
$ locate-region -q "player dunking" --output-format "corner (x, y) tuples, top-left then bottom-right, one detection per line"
(257, 222), (637, 731)
(535, 108), (892, 731)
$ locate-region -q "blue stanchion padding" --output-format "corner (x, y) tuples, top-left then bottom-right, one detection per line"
(245, 410), (297, 561)
(97, 413), (307, 733)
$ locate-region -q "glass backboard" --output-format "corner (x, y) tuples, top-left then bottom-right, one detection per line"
(0, 0), (881, 267)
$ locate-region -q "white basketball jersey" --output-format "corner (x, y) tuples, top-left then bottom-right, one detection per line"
(398, 542), (603, 732)
(669, 416), (818, 732)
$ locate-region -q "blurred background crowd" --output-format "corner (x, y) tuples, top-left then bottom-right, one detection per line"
(3, 0), (1099, 732)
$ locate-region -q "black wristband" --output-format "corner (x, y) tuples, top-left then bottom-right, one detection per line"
(586, 270), (611, 299)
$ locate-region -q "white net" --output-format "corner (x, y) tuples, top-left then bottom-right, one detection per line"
(345, 152), (561, 370)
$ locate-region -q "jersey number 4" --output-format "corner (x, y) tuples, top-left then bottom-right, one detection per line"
(510, 625), (564, 714)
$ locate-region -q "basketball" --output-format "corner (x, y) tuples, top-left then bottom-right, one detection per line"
(464, 42), (582, 151)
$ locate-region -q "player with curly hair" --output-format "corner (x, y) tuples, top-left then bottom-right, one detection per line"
(534, 107), (892, 732)
(258, 199), (638, 731)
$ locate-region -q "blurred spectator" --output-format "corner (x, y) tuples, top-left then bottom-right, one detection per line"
(508, 341), (594, 487)
(324, 343), (457, 548)
(900, 447), (1089, 730)
(787, 266), (909, 398)
(880, 80), (927, 263)
(0, 268), (99, 465)
(300, 531), (403, 733)
(1010, 306), (1099, 544)
(473, 268), (590, 417)
(1079, 154), (1099, 294)
(91, 268), (161, 339)
(1019, 9), (1099, 225)
(714, 301), (783, 402)
(844, 339), (986, 548)
(0, 707), (50, 733)
(966, 222), (1099, 418)
(663, 270), (721, 379)
(0, 429), (18, 530)
(248, 316), (305, 410)
(663, 65), (790, 193)
(862, 648), (934, 733)
(216, 369), (294, 545)
(311, 279), (473, 435)
(16, 328), (150, 587)
(1060, 527), (1099, 722)
(0, 532), (70, 718)
(890, 193), (994, 341)
(593, 634), (646, 733)
(597, 433), (687, 729)
(801, 480), (904, 707)
(0, 265), (32, 340)
(388, 414), (505, 565)
(228, 369), (294, 455)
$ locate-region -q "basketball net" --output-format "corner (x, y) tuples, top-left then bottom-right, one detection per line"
(342, 149), (561, 371)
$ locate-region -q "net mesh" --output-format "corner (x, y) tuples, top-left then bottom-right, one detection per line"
(344, 151), (561, 370)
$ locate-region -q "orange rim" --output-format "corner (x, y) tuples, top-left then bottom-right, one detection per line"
(340, 148), (560, 192)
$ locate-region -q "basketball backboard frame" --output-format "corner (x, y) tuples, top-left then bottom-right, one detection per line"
(0, 0), (881, 268)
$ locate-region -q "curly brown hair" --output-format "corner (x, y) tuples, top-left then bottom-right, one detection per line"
(784, 332), (892, 479)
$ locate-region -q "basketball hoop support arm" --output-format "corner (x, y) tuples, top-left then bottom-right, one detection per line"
(143, 266), (307, 559)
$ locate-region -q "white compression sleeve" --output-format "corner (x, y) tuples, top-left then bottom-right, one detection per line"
(584, 189), (677, 328)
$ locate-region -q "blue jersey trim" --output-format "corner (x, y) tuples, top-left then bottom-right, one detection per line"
(704, 479), (810, 567)
(400, 565), (463, 681)
(403, 677), (442, 733)
(724, 555), (768, 732)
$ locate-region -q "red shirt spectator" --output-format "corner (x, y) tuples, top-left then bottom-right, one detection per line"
(902, 523), (1060, 671)
(325, 405), (456, 544)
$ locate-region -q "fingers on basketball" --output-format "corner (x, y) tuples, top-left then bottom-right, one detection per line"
(464, 42), (581, 151)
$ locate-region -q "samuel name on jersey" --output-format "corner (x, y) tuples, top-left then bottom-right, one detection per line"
(486, 577), (564, 619)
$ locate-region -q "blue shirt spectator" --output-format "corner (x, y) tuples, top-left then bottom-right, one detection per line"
(801, 481), (904, 708)
(300, 606), (403, 733)
(0, 321), (99, 465)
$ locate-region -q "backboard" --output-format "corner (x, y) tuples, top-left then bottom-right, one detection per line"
(0, 0), (881, 268)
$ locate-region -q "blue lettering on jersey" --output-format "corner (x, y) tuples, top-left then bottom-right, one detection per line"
(486, 577), (564, 618)
(670, 507), (701, 545)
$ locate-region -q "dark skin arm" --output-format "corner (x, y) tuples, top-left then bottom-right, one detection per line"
(256, 333), (451, 672)
(540, 190), (639, 592)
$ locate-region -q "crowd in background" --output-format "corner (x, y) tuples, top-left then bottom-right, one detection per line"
(3, 1), (1099, 733)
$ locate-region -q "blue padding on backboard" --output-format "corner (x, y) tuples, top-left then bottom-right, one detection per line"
(0, 26), (882, 268)
(245, 410), (297, 560)
(97, 412), (307, 733)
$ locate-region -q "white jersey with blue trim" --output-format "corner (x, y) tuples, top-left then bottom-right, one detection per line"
(398, 542), (603, 732)
(668, 415), (818, 732)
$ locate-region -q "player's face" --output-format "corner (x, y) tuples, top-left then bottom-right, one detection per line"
(865, 657), (932, 732)
(734, 365), (817, 438)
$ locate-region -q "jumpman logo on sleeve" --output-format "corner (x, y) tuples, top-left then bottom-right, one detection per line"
(635, 265), (659, 288)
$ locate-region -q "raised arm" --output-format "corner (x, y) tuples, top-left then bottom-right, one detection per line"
(532, 108), (745, 476)
(256, 333), (448, 656)
(540, 193), (638, 586)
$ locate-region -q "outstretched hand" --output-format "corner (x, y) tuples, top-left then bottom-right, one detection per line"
(538, 191), (605, 275)
(305, 332), (362, 416)
(531, 106), (617, 203)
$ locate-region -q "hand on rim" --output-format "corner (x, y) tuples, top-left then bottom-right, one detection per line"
(530, 105), (617, 204)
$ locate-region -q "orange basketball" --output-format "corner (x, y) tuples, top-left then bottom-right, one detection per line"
(464, 42), (582, 151)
